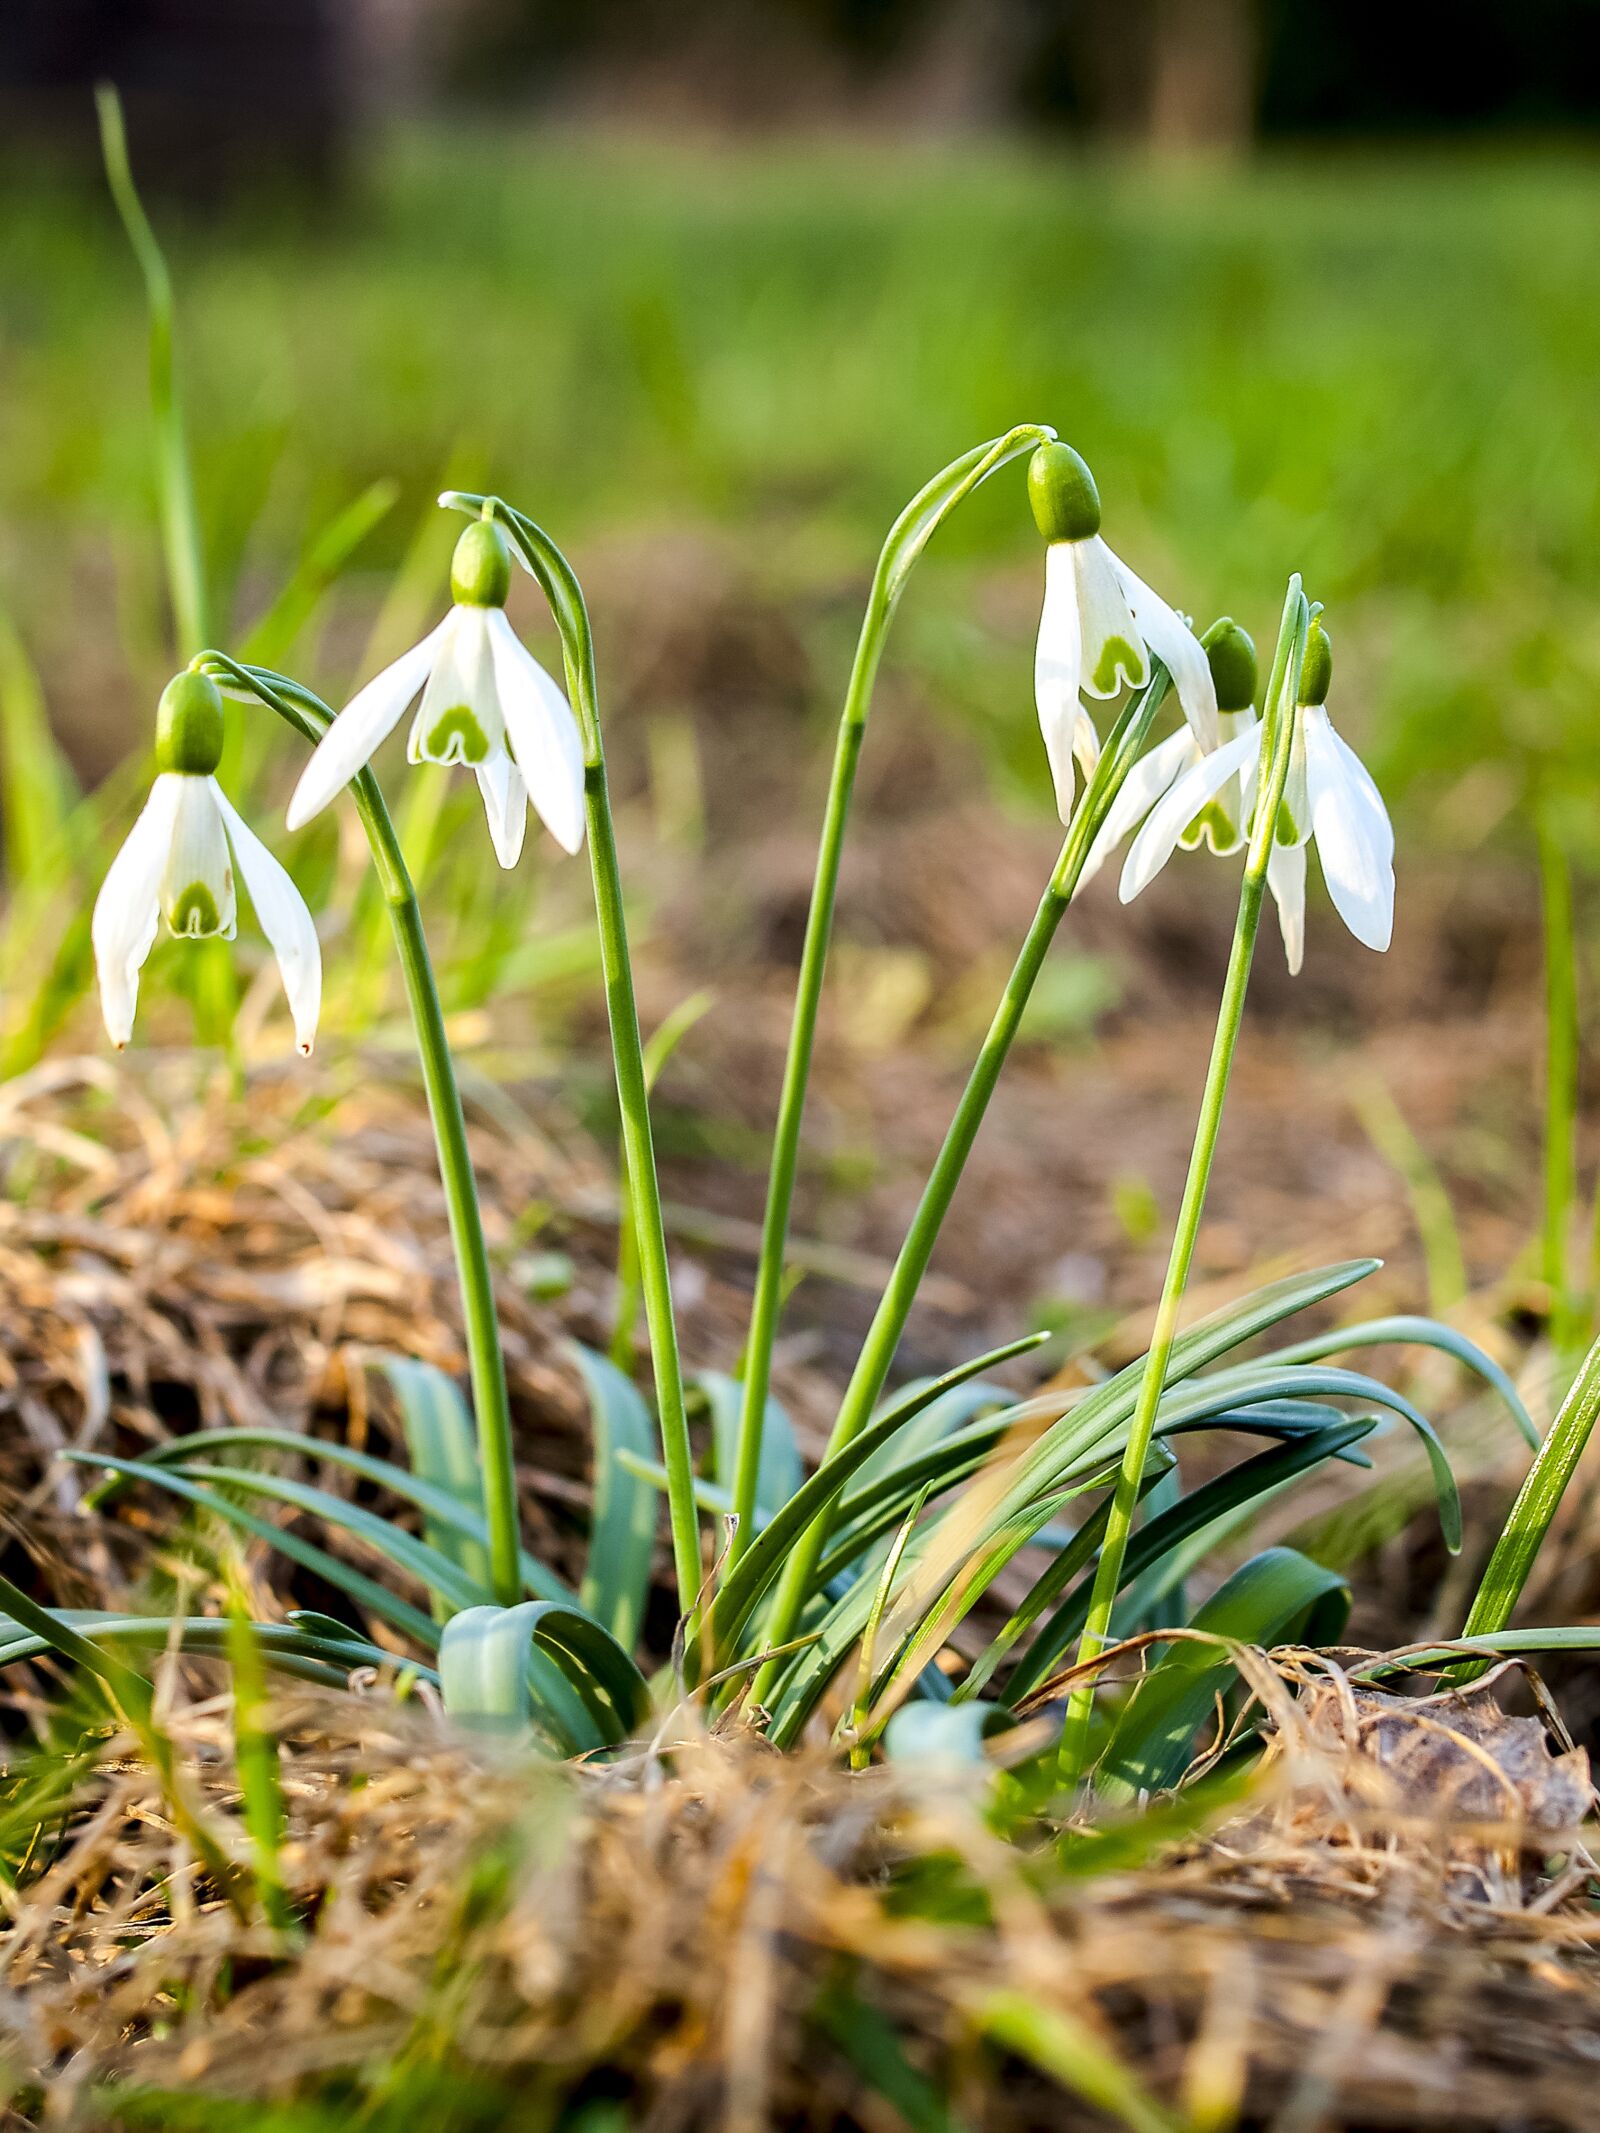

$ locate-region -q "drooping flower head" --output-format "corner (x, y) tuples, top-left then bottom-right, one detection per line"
(1263, 618), (1395, 973)
(93, 670), (321, 1052)
(1027, 441), (1218, 825)
(1079, 616), (1258, 893)
(286, 515), (585, 866)
(1110, 612), (1394, 974)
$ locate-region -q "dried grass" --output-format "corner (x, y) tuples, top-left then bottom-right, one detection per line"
(1, 1658), (1599, 2131)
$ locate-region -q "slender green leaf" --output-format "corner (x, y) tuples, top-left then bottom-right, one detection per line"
(67, 1453), (441, 1649)
(1463, 1328), (1600, 1643)
(1099, 1548), (1350, 1796)
(997, 1421), (1374, 1705)
(372, 1356), (493, 1613)
(238, 479), (399, 670)
(1265, 1315), (1537, 1448)
(702, 1370), (803, 1519)
(573, 1344), (659, 1650)
(703, 1332), (1049, 1668)
(83, 1427), (575, 1604)
(439, 1601), (650, 1752)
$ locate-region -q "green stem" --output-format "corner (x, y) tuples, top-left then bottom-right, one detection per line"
(727, 428), (1055, 1574)
(441, 499), (703, 1627)
(198, 656), (522, 1608)
(96, 85), (209, 657)
(746, 663), (1175, 1694)
(1059, 578), (1309, 1784)
(1538, 799), (1579, 1351)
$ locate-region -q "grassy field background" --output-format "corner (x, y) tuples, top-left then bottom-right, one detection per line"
(3, 124), (1599, 846)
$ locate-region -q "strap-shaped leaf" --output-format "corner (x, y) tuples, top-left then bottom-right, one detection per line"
(703, 1331), (1048, 1669)
(1099, 1547), (1350, 1797)
(0, 1608), (424, 1688)
(1463, 1327), (1600, 1644)
(84, 1427), (576, 1605)
(818, 1395), (1372, 1589)
(849, 1378), (1012, 1501)
(998, 1420), (1374, 1706)
(439, 1601), (650, 1753)
(573, 1344), (659, 1651)
(1261, 1315), (1537, 1448)
(701, 1370), (802, 1519)
(372, 1356), (492, 1611)
(115, 1457), (489, 1615)
(66, 1452), (442, 1650)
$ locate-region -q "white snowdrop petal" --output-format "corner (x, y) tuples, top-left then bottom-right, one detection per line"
(1268, 838), (1307, 976)
(1119, 726), (1260, 903)
(410, 606), (505, 767)
(475, 754), (529, 869)
(161, 776), (236, 939)
(211, 781), (322, 1054)
(1305, 710), (1394, 952)
(1319, 712), (1395, 865)
(1074, 727), (1198, 894)
(1034, 540), (1084, 823)
(1074, 537), (1148, 699)
(1111, 554), (1219, 752)
(92, 773), (182, 1047)
(286, 617), (450, 829)
(486, 608), (586, 855)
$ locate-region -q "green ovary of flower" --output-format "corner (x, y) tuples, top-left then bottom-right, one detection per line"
(168, 881), (226, 936)
(154, 670), (225, 777)
(425, 705), (491, 763)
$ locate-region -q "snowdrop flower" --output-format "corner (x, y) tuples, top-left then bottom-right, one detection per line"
(1117, 618), (1394, 974)
(93, 671), (321, 1053)
(1078, 617), (1259, 893)
(1028, 442), (1218, 824)
(286, 517), (584, 865)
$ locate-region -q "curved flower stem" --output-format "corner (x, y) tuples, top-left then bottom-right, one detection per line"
(439, 496), (703, 1630)
(726, 426), (1055, 1575)
(196, 655), (522, 1609)
(1057, 577), (1309, 1788)
(744, 661), (1174, 1696)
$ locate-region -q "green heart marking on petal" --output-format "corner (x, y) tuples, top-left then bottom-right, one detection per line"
(424, 705), (490, 765)
(1091, 635), (1145, 695)
(1275, 802), (1301, 845)
(1181, 801), (1240, 854)
(169, 881), (225, 936)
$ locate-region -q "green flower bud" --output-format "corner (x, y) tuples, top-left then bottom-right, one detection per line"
(154, 670), (225, 776)
(1200, 617), (1257, 713)
(1027, 442), (1102, 545)
(1298, 618), (1333, 707)
(451, 519), (512, 609)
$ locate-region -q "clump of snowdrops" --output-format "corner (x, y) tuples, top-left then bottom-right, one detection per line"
(8, 100), (1600, 1856)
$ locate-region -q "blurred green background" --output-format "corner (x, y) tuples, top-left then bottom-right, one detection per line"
(2, 0), (1598, 1066)
(7, 129), (1599, 810)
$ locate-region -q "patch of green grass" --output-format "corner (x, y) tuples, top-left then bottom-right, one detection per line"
(3, 127), (1599, 833)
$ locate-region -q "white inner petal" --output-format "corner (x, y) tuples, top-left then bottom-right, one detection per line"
(409, 606), (507, 768)
(1074, 536), (1148, 699)
(161, 776), (236, 939)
